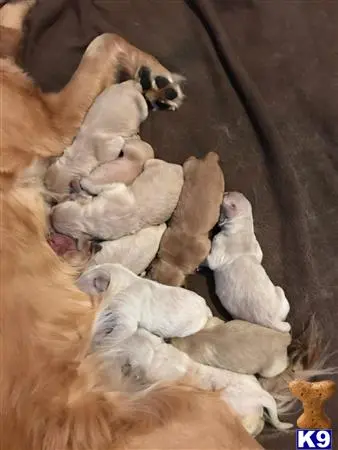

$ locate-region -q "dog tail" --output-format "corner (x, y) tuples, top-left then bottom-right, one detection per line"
(260, 315), (338, 416)
(0, 0), (35, 59)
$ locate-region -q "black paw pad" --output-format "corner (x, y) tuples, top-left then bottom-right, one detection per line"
(155, 76), (170, 89)
(164, 87), (178, 100)
(138, 66), (152, 91)
(155, 100), (171, 110)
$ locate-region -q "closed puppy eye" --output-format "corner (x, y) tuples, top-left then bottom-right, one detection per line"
(230, 203), (236, 208)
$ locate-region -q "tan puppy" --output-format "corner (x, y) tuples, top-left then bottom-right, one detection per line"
(44, 80), (151, 194)
(148, 152), (224, 286)
(51, 159), (183, 245)
(88, 224), (166, 275)
(172, 317), (291, 377)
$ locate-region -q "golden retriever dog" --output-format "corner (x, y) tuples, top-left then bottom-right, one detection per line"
(0, 1), (263, 449)
(148, 152), (225, 286)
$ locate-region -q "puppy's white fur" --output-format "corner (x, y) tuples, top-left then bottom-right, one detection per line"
(88, 224), (166, 275)
(93, 327), (292, 436)
(172, 317), (291, 377)
(78, 263), (212, 342)
(208, 192), (291, 332)
(51, 159), (183, 242)
(44, 80), (149, 193)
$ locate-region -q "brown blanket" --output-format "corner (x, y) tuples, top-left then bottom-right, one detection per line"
(20, 0), (338, 447)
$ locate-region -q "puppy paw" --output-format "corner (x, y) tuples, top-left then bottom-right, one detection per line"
(137, 66), (185, 111)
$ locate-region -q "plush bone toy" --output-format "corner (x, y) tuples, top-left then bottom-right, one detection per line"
(289, 379), (336, 429)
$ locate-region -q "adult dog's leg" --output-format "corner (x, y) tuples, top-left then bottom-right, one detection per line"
(44, 33), (185, 144)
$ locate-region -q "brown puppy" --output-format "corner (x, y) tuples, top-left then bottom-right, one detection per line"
(148, 152), (225, 286)
(0, 3), (262, 449)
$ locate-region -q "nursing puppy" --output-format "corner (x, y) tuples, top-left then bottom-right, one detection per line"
(78, 263), (212, 343)
(44, 80), (150, 194)
(80, 137), (154, 189)
(88, 224), (166, 275)
(93, 327), (292, 436)
(51, 159), (183, 244)
(208, 192), (291, 332)
(148, 152), (224, 286)
(172, 317), (291, 377)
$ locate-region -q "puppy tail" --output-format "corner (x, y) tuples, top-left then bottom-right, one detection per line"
(260, 315), (338, 416)
(0, 0), (35, 59)
(260, 391), (292, 430)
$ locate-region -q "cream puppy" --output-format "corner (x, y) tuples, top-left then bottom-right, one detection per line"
(51, 159), (183, 244)
(208, 192), (291, 332)
(78, 263), (212, 342)
(44, 80), (149, 193)
(92, 327), (292, 436)
(79, 137), (154, 189)
(171, 317), (291, 377)
(88, 224), (166, 275)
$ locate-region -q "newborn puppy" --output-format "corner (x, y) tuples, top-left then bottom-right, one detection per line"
(208, 192), (291, 332)
(78, 263), (212, 343)
(172, 317), (291, 377)
(92, 326), (292, 436)
(148, 152), (224, 286)
(79, 137), (154, 189)
(51, 159), (183, 244)
(44, 80), (148, 194)
(88, 224), (166, 275)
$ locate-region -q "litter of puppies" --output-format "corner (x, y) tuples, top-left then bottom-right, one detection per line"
(45, 80), (329, 437)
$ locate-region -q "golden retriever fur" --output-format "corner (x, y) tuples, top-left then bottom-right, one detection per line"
(0, 2), (263, 448)
(148, 152), (225, 286)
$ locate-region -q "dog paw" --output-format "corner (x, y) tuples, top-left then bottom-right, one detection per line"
(137, 66), (185, 111)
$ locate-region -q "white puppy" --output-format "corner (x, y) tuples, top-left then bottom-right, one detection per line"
(79, 137), (154, 189)
(172, 317), (291, 377)
(92, 326), (292, 436)
(51, 159), (183, 244)
(208, 192), (291, 332)
(78, 263), (212, 342)
(44, 80), (149, 193)
(88, 224), (166, 275)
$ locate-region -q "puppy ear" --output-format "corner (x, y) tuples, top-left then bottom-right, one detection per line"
(77, 265), (111, 294)
(206, 152), (220, 162)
